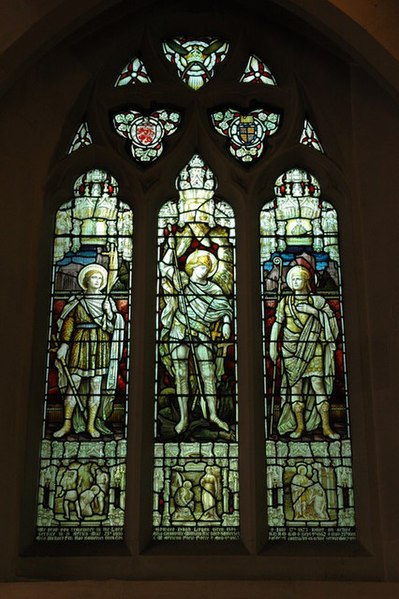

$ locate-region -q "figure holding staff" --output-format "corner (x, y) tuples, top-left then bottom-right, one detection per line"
(159, 232), (233, 434)
(54, 245), (124, 438)
(269, 263), (340, 440)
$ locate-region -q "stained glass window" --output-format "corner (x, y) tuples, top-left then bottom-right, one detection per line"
(35, 18), (360, 553)
(260, 168), (356, 541)
(162, 38), (229, 90)
(113, 109), (181, 163)
(114, 57), (151, 86)
(300, 120), (324, 152)
(211, 108), (280, 163)
(36, 168), (133, 541)
(240, 55), (277, 85)
(68, 122), (93, 154)
(153, 155), (239, 540)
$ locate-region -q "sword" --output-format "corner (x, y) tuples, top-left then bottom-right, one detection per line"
(167, 226), (207, 419)
(269, 256), (283, 436)
(52, 335), (85, 413)
(101, 243), (119, 330)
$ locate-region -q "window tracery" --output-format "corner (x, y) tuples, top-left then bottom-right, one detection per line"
(35, 16), (356, 547)
(240, 54), (277, 85)
(68, 122), (93, 154)
(261, 168), (355, 541)
(36, 169), (132, 541)
(153, 155), (239, 540)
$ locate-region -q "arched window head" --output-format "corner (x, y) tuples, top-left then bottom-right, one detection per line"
(153, 155), (239, 541)
(36, 169), (133, 541)
(261, 168), (355, 541)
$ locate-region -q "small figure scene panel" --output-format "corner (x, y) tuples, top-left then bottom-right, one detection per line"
(36, 169), (132, 541)
(261, 168), (356, 541)
(153, 155), (239, 540)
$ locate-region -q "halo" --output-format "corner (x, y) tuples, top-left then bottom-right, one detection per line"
(185, 250), (218, 276)
(296, 462), (308, 475)
(286, 265), (313, 290)
(78, 264), (108, 291)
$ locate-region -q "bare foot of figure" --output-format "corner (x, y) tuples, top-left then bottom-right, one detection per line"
(175, 419), (188, 434)
(209, 416), (229, 432)
(87, 427), (101, 439)
(53, 421), (72, 438)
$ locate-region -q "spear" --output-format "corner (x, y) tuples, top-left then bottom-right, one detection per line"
(101, 242), (119, 296)
(167, 227), (207, 419)
(51, 335), (85, 414)
(101, 242), (119, 329)
(269, 256), (283, 436)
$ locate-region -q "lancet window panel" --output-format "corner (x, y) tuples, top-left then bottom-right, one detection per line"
(35, 168), (133, 541)
(260, 167), (356, 542)
(153, 155), (239, 541)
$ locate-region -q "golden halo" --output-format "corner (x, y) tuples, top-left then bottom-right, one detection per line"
(78, 264), (108, 291)
(286, 265), (312, 290)
(185, 250), (218, 277)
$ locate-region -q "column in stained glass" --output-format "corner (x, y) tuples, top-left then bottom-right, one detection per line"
(300, 120), (324, 153)
(36, 168), (133, 541)
(162, 38), (229, 90)
(114, 57), (151, 86)
(68, 122), (93, 154)
(260, 168), (356, 541)
(211, 108), (280, 163)
(239, 55), (277, 85)
(153, 155), (239, 541)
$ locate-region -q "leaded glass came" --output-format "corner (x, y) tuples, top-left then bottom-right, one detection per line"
(162, 38), (229, 90)
(240, 54), (277, 85)
(300, 120), (324, 153)
(36, 169), (133, 541)
(260, 168), (356, 541)
(115, 56), (151, 86)
(113, 109), (181, 163)
(68, 122), (93, 154)
(35, 21), (359, 550)
(153, 155), (239, 540)
(211, 108), (280, 163)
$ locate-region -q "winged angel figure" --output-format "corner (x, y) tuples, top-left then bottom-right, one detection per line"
(158, 222), (235, 438)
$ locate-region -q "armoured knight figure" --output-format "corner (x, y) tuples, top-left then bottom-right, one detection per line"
(159, 237), (233, 435)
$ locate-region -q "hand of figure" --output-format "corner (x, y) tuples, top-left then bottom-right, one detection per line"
(168, 232), (176, 249)
(297, 303), (318, 317)
(222, 322), (231, 340)
(103, 298), (113, 316)
(56, 343), (69, 361)
(269, 342), (278, 363)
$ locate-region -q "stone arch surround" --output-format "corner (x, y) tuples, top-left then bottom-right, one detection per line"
(1, 1), (399, 98)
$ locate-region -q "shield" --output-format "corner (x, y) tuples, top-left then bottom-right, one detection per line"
(136, 121), (156, 145)
(238, 116), (256, 145)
